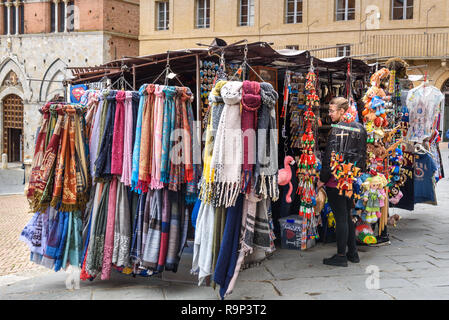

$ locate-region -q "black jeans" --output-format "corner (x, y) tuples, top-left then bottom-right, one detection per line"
(326, 187), (357, 256)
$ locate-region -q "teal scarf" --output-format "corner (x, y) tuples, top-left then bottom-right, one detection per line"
(131, 84), (148, 192)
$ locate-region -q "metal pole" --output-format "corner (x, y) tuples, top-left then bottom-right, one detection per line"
(426, 5), (436, 57)
(132, 65), (136, 91)
(195, 53), (202, 165)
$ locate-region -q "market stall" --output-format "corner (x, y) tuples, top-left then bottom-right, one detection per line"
(19, 39), (443, 299)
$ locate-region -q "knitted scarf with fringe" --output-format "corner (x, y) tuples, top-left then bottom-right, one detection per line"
(199, 80), (227, 204)
(241, 81), (261, 194)
(255, 82), (279, 201)
(211, 81), (243, 208)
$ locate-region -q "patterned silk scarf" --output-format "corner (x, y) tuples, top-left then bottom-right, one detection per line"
(27, 103), (51, 201)
(61, 106), (78, 211)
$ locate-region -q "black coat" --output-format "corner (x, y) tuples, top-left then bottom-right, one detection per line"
(320, 121), (367, 183)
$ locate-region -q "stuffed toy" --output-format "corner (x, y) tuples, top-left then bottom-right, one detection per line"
(387, 214), (401, 227)
(362, 174), (388, 223)
(389, 186), (403, 205)
(278, 156), (295, 203)
(355, 221), (377, 245)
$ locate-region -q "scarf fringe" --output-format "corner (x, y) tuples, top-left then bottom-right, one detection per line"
(50, 196), (61, 209)
(255, 174), (279, 202)
(214, 181), (240, 208)
(59, 203), (80, 212)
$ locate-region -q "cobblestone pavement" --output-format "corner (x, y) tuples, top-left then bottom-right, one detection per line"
(0, 195), (48, 277)
(0, 149), (448, 300)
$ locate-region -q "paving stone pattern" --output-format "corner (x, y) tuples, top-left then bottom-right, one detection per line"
(0, 149), (448, 300)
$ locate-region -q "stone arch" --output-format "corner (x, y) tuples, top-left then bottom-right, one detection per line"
(0, 57), (31, 102)
(434, 70), (449, 91)
(39, 58), (70, 102)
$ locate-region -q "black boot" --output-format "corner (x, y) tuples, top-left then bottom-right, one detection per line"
(323, 254), (348, 267)
(346, 251), (360, 263)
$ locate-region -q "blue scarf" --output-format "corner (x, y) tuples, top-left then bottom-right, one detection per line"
(213, 195), (243, 299)
(160, 86), (176, 183)
(131, 85), (148, 192)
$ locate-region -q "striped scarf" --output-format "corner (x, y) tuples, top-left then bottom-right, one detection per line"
(141, 189), (163, 270)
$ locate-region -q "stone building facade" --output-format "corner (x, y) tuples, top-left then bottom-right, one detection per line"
(0, 0), (139, 164)
(139, 0), (449, 136)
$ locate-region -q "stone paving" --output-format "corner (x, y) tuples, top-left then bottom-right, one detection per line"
(0, 163), (25, 195)
(0, 195), (48, 277)
(0, 149), (448, 300)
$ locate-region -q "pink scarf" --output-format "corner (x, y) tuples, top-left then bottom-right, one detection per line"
(111, 91), (126, 175)
(121, 92), (134, 186)
(101, 177), (118, 280)
(150, 85), (165, 189)
(241, 81), (261, 193)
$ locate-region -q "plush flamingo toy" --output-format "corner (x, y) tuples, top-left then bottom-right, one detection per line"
(278, 156), (295, 203)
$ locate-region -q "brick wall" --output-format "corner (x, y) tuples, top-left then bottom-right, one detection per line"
(24, 1), (50, 34)
(103, 0), (139, 36)
(107, 34), (139, 60)
(76, 0), (104, 31)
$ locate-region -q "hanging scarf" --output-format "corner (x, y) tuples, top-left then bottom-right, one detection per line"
(157, 188), (171, 272)
(241, 80), (261, 194)
(50, 107), (69, 207)
(213, 195), (244, 299)
(210, 206), (226, 289)
(60, 106), (78, 211)
(191, 201), (215, 285)
(199, 81), (227, 203)
(211, 81), (243, 208)
(141, 189), (163, 270)
(27, 103), (51, 201)
(101, 176), (118, 280)
(121, 91), (134, 186)
(225, 191), (262, 297)
(165, 190), (182, 272)
(131, 85), (148, 192)
(168, 88), (184, 191)
(112, 181), (131, 268)
(138, 85), (155, 192)
(33, 106), (65, 211)
(255, 82), (279, 201)
(150, 85), (165, 190)
(185, 91), (200, 204)
(74, 107), (90, 211)
(130, 193), (146, 270)
(89, 94), (104, 176)
(111, 90), (126, 176)
(95, 90), (117, 180)
(161, 86), (177, 183)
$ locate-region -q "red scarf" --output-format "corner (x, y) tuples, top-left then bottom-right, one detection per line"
(241, 80), (261, 193)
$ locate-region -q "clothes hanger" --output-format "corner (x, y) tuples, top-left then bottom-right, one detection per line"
(152, 51), (185, 87)
(229, 43), (265, 83)
(110, 65), (133, 91)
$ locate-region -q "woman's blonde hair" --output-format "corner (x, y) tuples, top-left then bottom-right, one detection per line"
(330, 97), (349, 112)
